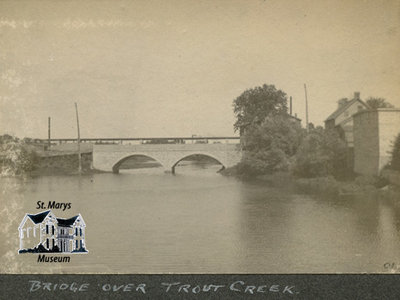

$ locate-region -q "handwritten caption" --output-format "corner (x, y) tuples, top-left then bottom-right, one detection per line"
(384, 262), (400, 272)
(28, 280), (299, 295)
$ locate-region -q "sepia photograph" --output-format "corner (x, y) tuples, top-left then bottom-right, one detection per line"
(1, 0), (400, 279)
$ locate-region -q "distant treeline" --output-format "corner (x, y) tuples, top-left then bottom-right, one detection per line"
(0, 134), (39, 176)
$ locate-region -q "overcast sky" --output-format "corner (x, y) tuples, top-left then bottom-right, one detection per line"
(1, 0), (399, 138)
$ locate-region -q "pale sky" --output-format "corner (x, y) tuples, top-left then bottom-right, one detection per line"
(1, 0), (399, 139)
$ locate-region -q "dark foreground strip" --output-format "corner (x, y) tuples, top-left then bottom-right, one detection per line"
(0, 274), (398, 299)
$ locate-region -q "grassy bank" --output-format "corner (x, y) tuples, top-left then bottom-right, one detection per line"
(29, 152), (102, 176)
(221, 166), (400, 200)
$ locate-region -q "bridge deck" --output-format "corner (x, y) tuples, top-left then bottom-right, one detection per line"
(40, 136), (240, 145)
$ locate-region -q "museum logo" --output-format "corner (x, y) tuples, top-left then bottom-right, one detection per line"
(18, 210), (88, 256)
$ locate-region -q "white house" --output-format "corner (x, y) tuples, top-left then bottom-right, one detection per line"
(324, 92), (369, 147)
(18, 210), (87, 253)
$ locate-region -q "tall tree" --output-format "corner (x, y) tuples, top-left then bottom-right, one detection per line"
(233, 84), (288, 132)
(365, 97), (394, 110)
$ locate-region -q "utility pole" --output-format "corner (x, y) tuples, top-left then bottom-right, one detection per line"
(75, 102), (82, 174)
(48, 117), (51, 149)
(304, 84), (309, 132)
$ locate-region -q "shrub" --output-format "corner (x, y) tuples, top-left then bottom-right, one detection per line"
(293, 127), (348, 178)
(237, 148), (290, 177)
(237, 115), (304, 177)
(0, 135), (39, 175)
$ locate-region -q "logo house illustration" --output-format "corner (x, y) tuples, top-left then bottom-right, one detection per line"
(18, 210), (88, 254)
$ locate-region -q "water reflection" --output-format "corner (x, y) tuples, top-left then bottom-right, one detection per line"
(1, 166), (400, 273)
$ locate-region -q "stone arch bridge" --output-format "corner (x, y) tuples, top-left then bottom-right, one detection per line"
(93, 142), (242, 174)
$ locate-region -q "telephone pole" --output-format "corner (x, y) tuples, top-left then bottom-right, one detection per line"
(304, 84), (309, 132)
(48, 117), (51, 149)
(75, 102), (82, 174)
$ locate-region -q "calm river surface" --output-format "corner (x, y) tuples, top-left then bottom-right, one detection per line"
(1, 164), (400, 273)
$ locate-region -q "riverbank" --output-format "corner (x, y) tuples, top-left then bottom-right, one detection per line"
(220, 166), (400, 200)
(29, 151), (102, 176)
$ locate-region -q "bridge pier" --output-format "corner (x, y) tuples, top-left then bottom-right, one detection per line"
(164, 167), (175, 174)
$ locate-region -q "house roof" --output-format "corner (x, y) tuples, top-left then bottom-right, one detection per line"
(325, 99), (368, 122)
(57, 216), (79, 227)
(19, 210), (85, 230)
(27, 210), (51, 224)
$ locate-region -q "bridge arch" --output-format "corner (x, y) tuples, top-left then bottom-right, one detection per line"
(92, 143), (241, 173)
(170, 153), (226, 174)
(112, 154), (164, 174)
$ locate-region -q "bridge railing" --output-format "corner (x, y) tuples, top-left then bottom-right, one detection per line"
(39, 137), (241, 146)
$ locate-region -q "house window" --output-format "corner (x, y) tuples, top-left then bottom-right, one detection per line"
(52, 226), (54, 235)
(75, 228), (78, 236)
(80, 228), (82, 236)
(46, 225), (48, 234)
(52, 239), (55, 248)
(46, 238), (49, 249)
(80, 240), (83, 249)
(76, 240), (78, 249)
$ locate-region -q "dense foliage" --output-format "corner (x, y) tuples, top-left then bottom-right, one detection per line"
(233, 84), (288, 132)
(365, 97), (395, 109)
(0, 134), (38, 176)
(236, 115), (304, 176)
(293, 127), (348, 178)
(231, 84), (358, 178)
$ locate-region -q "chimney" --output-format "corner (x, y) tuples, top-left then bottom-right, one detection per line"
(354, 92), (360, 100)
(290, 96), (292, 115)
(337, 98), (349, 109)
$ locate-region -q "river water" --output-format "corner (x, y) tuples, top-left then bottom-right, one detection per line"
(1, 163), (400, 274)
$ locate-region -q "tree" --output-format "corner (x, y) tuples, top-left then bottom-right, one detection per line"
(0, 134), (18, 144)
(293, 127), (348, 178)
(242, 115), (303, 156)
(365, 97), (394, 110)
(233, 84), (288, 132)
(236, 115), (304, 176)
(0, 135), (38, 175)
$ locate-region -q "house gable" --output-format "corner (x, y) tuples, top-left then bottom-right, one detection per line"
(19, 215), (35, 231)
(325, 98), (368, 127)
(73, 214), (86, 228)
(43, 212), (57, 225)
(18, 214), (30, 231)
(334, 100), (367, 126)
